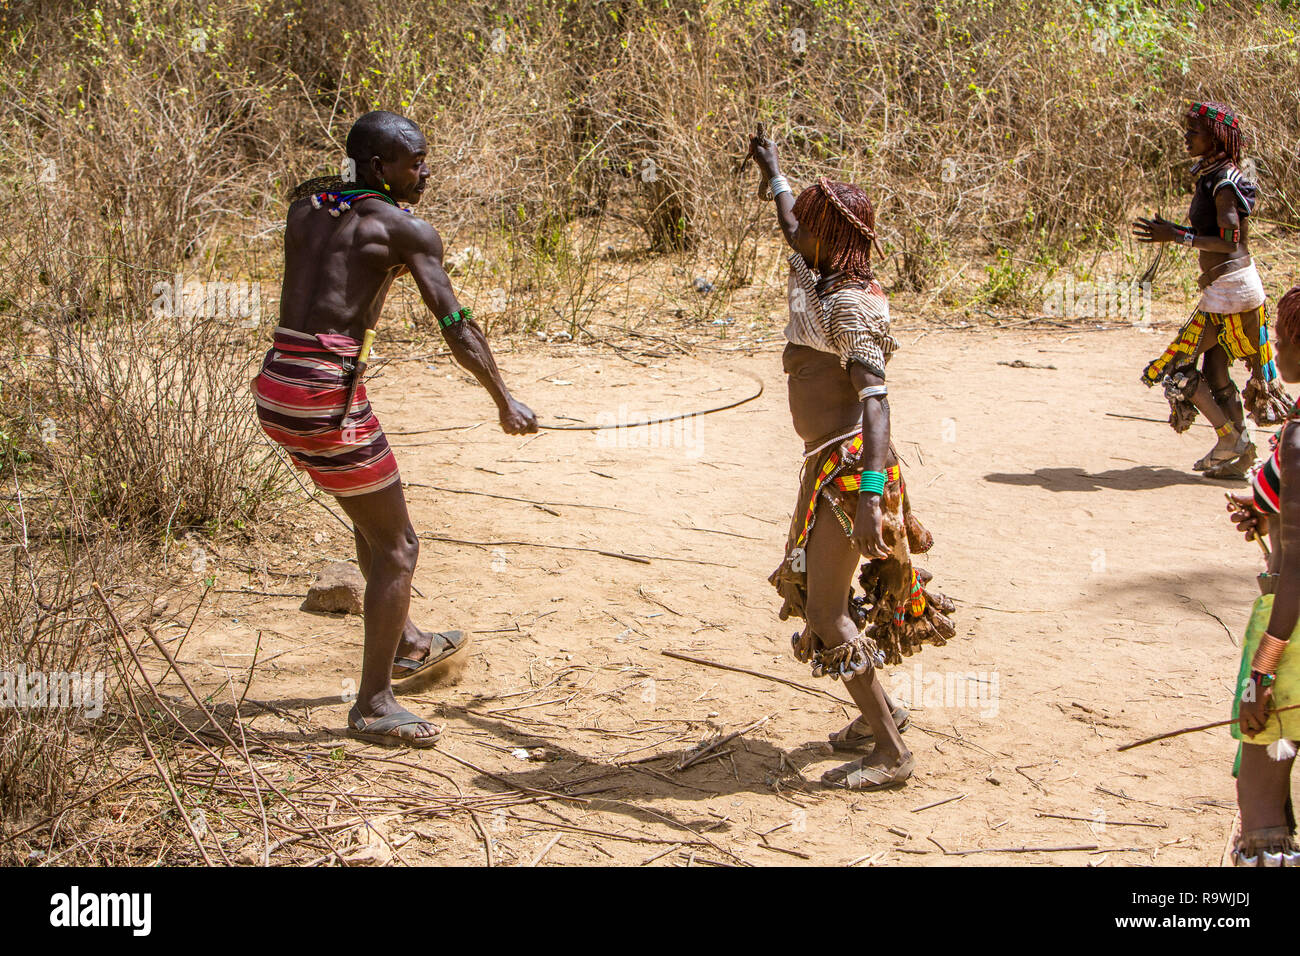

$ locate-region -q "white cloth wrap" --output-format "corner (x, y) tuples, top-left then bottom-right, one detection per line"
(1199, 261), (1265, 314)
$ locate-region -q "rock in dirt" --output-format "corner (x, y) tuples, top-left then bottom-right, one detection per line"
(235, 846), (263, 865)
(301, 561), (365, 615)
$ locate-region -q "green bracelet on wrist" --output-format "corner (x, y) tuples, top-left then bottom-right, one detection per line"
(860, 470), (886, 496)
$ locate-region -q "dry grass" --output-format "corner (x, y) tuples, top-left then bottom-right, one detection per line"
(2, 0), (1299, 864)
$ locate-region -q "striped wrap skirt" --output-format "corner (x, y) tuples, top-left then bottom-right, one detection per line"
(252, 326), (400, 498)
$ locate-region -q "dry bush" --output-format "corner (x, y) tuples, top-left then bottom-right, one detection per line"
(0, 540), (116, 827)
(0, 2), (290, 844)
(0, 13), (287, 532)
(4, 1), (1299, 304)
(0, 452), (147, 850)
(2, 0), (1300, 863)
(0, 201), (283, 535)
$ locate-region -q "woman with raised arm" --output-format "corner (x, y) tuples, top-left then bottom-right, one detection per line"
(752, 130), (957, 790)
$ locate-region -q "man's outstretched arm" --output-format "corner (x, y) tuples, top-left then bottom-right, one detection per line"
(397, 216), (537, 434)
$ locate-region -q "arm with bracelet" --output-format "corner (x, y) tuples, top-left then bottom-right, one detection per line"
(395, 214), (537, 435)
(850, 364), (892, 559)
(1130, 190), (1242, 257)
(1132, 214), (1200, 248)
(747, 133), (815, 269)
(1242, 424), (1300, 736)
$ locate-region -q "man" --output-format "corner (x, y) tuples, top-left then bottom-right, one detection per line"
(254, 111), (538, 747)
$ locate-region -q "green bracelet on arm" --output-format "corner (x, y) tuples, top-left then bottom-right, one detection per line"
(439, 306), (473, 328)
(860, 470), (887, 496)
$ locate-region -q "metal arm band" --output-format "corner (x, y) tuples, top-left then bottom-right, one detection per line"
(1252, 632), (1289, 677)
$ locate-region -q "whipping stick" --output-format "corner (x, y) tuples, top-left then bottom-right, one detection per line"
(340, 327), (376, 426)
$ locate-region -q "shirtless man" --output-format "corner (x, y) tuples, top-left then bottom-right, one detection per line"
(254, 111), (537, 747)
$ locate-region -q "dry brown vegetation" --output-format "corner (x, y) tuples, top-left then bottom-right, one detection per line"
(1, 0), (1299, 863)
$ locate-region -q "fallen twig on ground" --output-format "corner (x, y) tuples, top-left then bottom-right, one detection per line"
(1117, 704), (1300, 752)
(661, 650), (848, 703)
(676, 716), (770, 771)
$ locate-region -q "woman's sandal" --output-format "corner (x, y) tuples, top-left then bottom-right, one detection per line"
(1231, 825), (1300, 867)
(1195, 431), (1252, 473)
(1203, 442), (1257, 480)
(346, 704), (442, 749)
(391, 630), (469, 684)
(824, 754), (915, 791)
(828, 706), (911, 752)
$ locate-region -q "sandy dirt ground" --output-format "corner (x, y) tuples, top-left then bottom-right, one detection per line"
(166, 315), (1277, 867)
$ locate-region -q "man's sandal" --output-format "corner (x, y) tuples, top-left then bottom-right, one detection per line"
(824, 754), (915, 791)
(346, 704), (442, 749)
(828, 705), (911, 752)
(1231, 825), (1300, 867)
(391, 630), (470, 684)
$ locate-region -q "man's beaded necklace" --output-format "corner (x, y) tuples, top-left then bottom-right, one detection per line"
(310, 186), (408, 217)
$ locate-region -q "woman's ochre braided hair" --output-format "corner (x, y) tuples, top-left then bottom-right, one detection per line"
(1276, 284), (1300, 347)
(1188, 101), (1244, 167)
(791, 177), (878, 282)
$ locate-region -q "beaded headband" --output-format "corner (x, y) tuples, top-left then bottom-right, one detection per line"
(1188, 102), (1239, 130)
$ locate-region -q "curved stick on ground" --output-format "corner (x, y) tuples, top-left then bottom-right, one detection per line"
(539, 372), (763, 431)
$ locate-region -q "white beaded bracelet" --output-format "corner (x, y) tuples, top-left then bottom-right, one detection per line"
(769, 175), (791, 200)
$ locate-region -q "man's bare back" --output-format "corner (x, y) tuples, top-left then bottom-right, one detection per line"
(279, 196), (413, 339)
(255, 110), (537, 748)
